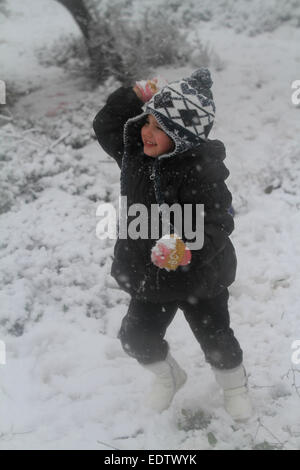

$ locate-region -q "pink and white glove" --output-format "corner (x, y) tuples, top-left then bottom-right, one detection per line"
(151, 234), (192, 271)
(135, 76), (168, 102)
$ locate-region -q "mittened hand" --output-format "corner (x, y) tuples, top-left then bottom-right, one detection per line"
(151, 234), (192, 271)
(135, 76), (168, 103)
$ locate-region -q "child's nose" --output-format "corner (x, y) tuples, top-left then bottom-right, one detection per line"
(143, 127), (154, 138)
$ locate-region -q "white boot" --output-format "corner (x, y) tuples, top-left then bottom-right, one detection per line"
(141, 352), (187, 413)
(212, 364), (253, 422)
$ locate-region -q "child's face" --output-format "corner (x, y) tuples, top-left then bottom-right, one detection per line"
(141, 114), (175, 158)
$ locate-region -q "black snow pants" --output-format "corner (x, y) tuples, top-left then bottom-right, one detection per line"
(118, 288), (243, 370)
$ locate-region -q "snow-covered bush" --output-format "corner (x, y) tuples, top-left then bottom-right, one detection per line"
(124, 0), (300, 36)
(220, 0), (300, 35)
(88, 3), (192, 83)
(81, 0), (300, 84)
(35, 2), (194, 84)
(36, 35), (90, 77)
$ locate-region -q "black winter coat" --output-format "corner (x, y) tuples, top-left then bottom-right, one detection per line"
(93, 87), (237, 303)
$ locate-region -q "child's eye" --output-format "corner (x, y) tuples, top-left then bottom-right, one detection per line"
(144, 120), (162, 130)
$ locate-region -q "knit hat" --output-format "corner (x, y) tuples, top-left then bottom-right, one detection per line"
(123, 68), (216, 163)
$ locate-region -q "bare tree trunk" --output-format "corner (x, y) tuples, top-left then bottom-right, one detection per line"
(55, 0), (116, 81)
(56, 0), (92, 39)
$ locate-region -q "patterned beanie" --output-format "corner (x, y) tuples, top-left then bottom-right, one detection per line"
(123, 68), (216, 161)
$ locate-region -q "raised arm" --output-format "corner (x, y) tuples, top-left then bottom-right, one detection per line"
(93, 86), (144, 168)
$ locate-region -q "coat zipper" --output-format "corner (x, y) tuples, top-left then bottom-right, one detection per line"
(149, 164), (155, 180)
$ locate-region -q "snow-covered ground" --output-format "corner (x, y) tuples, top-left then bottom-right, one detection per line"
(0, 0), (300, 450)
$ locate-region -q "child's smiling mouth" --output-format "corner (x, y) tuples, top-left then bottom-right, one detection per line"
(144, 141), (157, 147)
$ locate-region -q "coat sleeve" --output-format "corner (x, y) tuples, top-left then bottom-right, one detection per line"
(93, 86), (144, 169)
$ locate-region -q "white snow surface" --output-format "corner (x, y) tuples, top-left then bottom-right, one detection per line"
(0, 0), (300, 450)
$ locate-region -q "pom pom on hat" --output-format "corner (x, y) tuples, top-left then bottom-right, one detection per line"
(190, 68), (213, 89)
(184, 68), (214, 100)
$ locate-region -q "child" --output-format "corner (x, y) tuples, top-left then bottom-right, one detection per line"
(93, 69), (252, 421)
